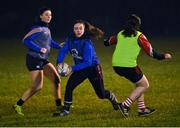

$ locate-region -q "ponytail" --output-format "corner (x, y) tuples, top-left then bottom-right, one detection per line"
(84, 21), (104, 39)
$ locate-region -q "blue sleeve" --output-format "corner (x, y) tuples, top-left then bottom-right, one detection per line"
(51, 39), (61, 49)
(56, 39), (69, 65)
(23, 32), (42, 52)
(71, 42), (93, 72)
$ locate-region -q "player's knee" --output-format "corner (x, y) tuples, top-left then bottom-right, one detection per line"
(146, 83), (149, 89)
(143, 80), (149, 89)
(137, 78), (149, 89)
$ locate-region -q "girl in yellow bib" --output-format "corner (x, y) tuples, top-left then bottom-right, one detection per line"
(104, 14), (172, 117)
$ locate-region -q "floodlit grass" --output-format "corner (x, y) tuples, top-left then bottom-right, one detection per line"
(0, 38), (179, 126)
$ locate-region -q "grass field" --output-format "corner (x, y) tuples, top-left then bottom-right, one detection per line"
(0, 38), (179, 127)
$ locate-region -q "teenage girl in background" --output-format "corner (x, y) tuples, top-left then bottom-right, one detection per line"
(13, 7), (62, 116)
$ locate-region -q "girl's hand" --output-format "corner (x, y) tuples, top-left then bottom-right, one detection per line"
(165, 53), (172, 59)
(40, 48), (47, 53)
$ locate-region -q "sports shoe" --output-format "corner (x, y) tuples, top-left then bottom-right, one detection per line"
(119, 103), (130, 117)
(13, 104), (24, 116)
(53, 109), (70, 117)
(138, 107), (156, 116)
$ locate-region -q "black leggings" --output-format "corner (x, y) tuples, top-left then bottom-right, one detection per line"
(64, 65), (110, 104)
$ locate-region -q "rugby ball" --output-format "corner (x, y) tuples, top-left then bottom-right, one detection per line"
(57, 63), (70, 77)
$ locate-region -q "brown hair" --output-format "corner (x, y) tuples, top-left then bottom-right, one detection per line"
(122, 14), (141, 37)
(74, 20), (104, 39)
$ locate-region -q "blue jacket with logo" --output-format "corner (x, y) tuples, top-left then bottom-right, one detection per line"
(57, 36), (100, 72)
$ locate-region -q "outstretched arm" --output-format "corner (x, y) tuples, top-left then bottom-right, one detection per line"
(138, 34), (172, 60)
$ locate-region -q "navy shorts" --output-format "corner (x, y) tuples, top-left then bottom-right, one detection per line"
(113, 66), (143, 83)
(26, 54), (49, 71)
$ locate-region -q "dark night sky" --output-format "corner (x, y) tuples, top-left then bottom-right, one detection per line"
(0, 0), (180, 38)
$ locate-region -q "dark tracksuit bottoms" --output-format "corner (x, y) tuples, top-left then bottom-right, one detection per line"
(64, 65), (111, 110)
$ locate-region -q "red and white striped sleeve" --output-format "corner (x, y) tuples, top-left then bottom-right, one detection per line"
(138, 34), (165, 60)
(138, 34), (153, 57)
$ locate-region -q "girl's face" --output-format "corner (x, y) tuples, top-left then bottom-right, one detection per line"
(40, 10), (52, 23)
(73, 23), (85, 38)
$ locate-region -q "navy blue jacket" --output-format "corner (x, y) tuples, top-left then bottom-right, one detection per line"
(23, 22), (61, 60)
(57, 36), (100, 72)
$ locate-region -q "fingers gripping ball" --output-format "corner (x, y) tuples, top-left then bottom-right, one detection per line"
(57, 63), (71, 77)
